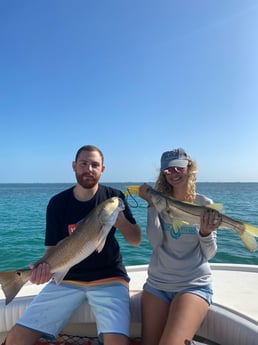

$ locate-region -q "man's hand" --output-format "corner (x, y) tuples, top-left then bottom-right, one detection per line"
(29, 262), (52, 284)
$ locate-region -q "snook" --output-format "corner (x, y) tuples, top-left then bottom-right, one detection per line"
(0, 196), (124, 305)
(146, 186), (258, 252)
(126, 185), (258, 252)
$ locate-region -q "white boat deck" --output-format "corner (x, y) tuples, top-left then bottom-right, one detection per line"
(0, 263), (258, 344)
(209, 263), (258, 322)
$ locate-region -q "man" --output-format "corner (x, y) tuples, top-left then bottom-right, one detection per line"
(5, 145), (141, 345)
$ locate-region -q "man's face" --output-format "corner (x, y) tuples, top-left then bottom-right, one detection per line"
(73, 150), (105, 189)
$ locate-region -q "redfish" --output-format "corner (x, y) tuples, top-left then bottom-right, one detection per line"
(0, 197), (124, 305)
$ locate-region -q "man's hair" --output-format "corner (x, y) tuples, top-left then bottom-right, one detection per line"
(75, 145), (104, 164)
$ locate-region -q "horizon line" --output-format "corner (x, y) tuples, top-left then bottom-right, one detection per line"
(0, 181), (258, 184)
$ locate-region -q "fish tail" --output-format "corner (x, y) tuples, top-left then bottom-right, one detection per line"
(124, 186), (140, 196)
(0, 269), (31, 305)
(239, 232), (257, 252)
(243, 223), (258, 237)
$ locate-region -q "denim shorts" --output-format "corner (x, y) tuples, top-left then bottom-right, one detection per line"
(17, 280), (130, 339)
(143, 282), (213, 305)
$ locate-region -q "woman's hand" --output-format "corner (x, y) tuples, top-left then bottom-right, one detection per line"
(139, 184), (154, 206)
(199, 208), (222, 237)
(29, 262), (52, 284)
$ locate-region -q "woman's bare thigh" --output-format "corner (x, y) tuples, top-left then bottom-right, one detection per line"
(141, 290), (169, 345)
(159, 292), (209, 345)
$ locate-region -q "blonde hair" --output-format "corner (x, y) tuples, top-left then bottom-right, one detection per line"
(155, 160), (198, 202)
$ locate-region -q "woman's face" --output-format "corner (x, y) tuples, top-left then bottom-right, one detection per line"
(163, 166), (189, 187)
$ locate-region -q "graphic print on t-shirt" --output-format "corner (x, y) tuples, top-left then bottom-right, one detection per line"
(68, 217), (85, 235)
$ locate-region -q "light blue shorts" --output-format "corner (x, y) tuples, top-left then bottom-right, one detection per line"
(17, 281), (130, 340)
(143, 282), (213, 305)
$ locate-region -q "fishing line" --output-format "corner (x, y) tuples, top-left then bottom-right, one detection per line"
(125, 188), (139, 208)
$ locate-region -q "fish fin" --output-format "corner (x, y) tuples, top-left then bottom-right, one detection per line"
(238, 231), (257, 252)
(53, 270), (69, 285)
(96, 238), (106, 252)
(0, 269), (31, 305)
(243, 223), (258, 237)
(124, 185), (140, 196)
(160, 210), (189, 233)
(172, 219), (189, 233)
(96, 225), (110, 253)
(182, 200), (224, 213)
(206, 203), (224, 212)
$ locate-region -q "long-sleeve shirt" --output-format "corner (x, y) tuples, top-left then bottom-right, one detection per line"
(145, 193), (217, 291)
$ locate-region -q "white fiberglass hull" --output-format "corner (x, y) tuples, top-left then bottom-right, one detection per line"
(0, 264), (257, 345)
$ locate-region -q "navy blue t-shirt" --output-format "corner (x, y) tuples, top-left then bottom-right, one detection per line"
(45, 184), (137, 282)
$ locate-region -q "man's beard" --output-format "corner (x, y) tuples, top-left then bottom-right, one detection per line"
(76, 173), (100, 189)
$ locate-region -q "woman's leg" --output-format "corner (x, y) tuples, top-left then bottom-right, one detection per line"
(141, 290), (169, 345)
(159, 292), (209, 345)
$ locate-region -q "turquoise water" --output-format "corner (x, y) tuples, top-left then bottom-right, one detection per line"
(0, 182), (258, 271)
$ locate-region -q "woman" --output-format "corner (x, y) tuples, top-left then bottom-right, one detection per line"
(139, 148), (222, 345)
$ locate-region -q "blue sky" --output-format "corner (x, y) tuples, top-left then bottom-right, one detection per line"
(1, 0), (257, 183)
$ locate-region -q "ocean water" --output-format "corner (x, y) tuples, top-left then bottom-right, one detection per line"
(0, 182), (258, 271)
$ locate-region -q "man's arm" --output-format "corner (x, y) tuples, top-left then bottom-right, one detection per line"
(115, 211), (141, 246)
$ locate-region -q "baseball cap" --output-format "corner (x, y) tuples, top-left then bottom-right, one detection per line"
(160, 148), (191, 170)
